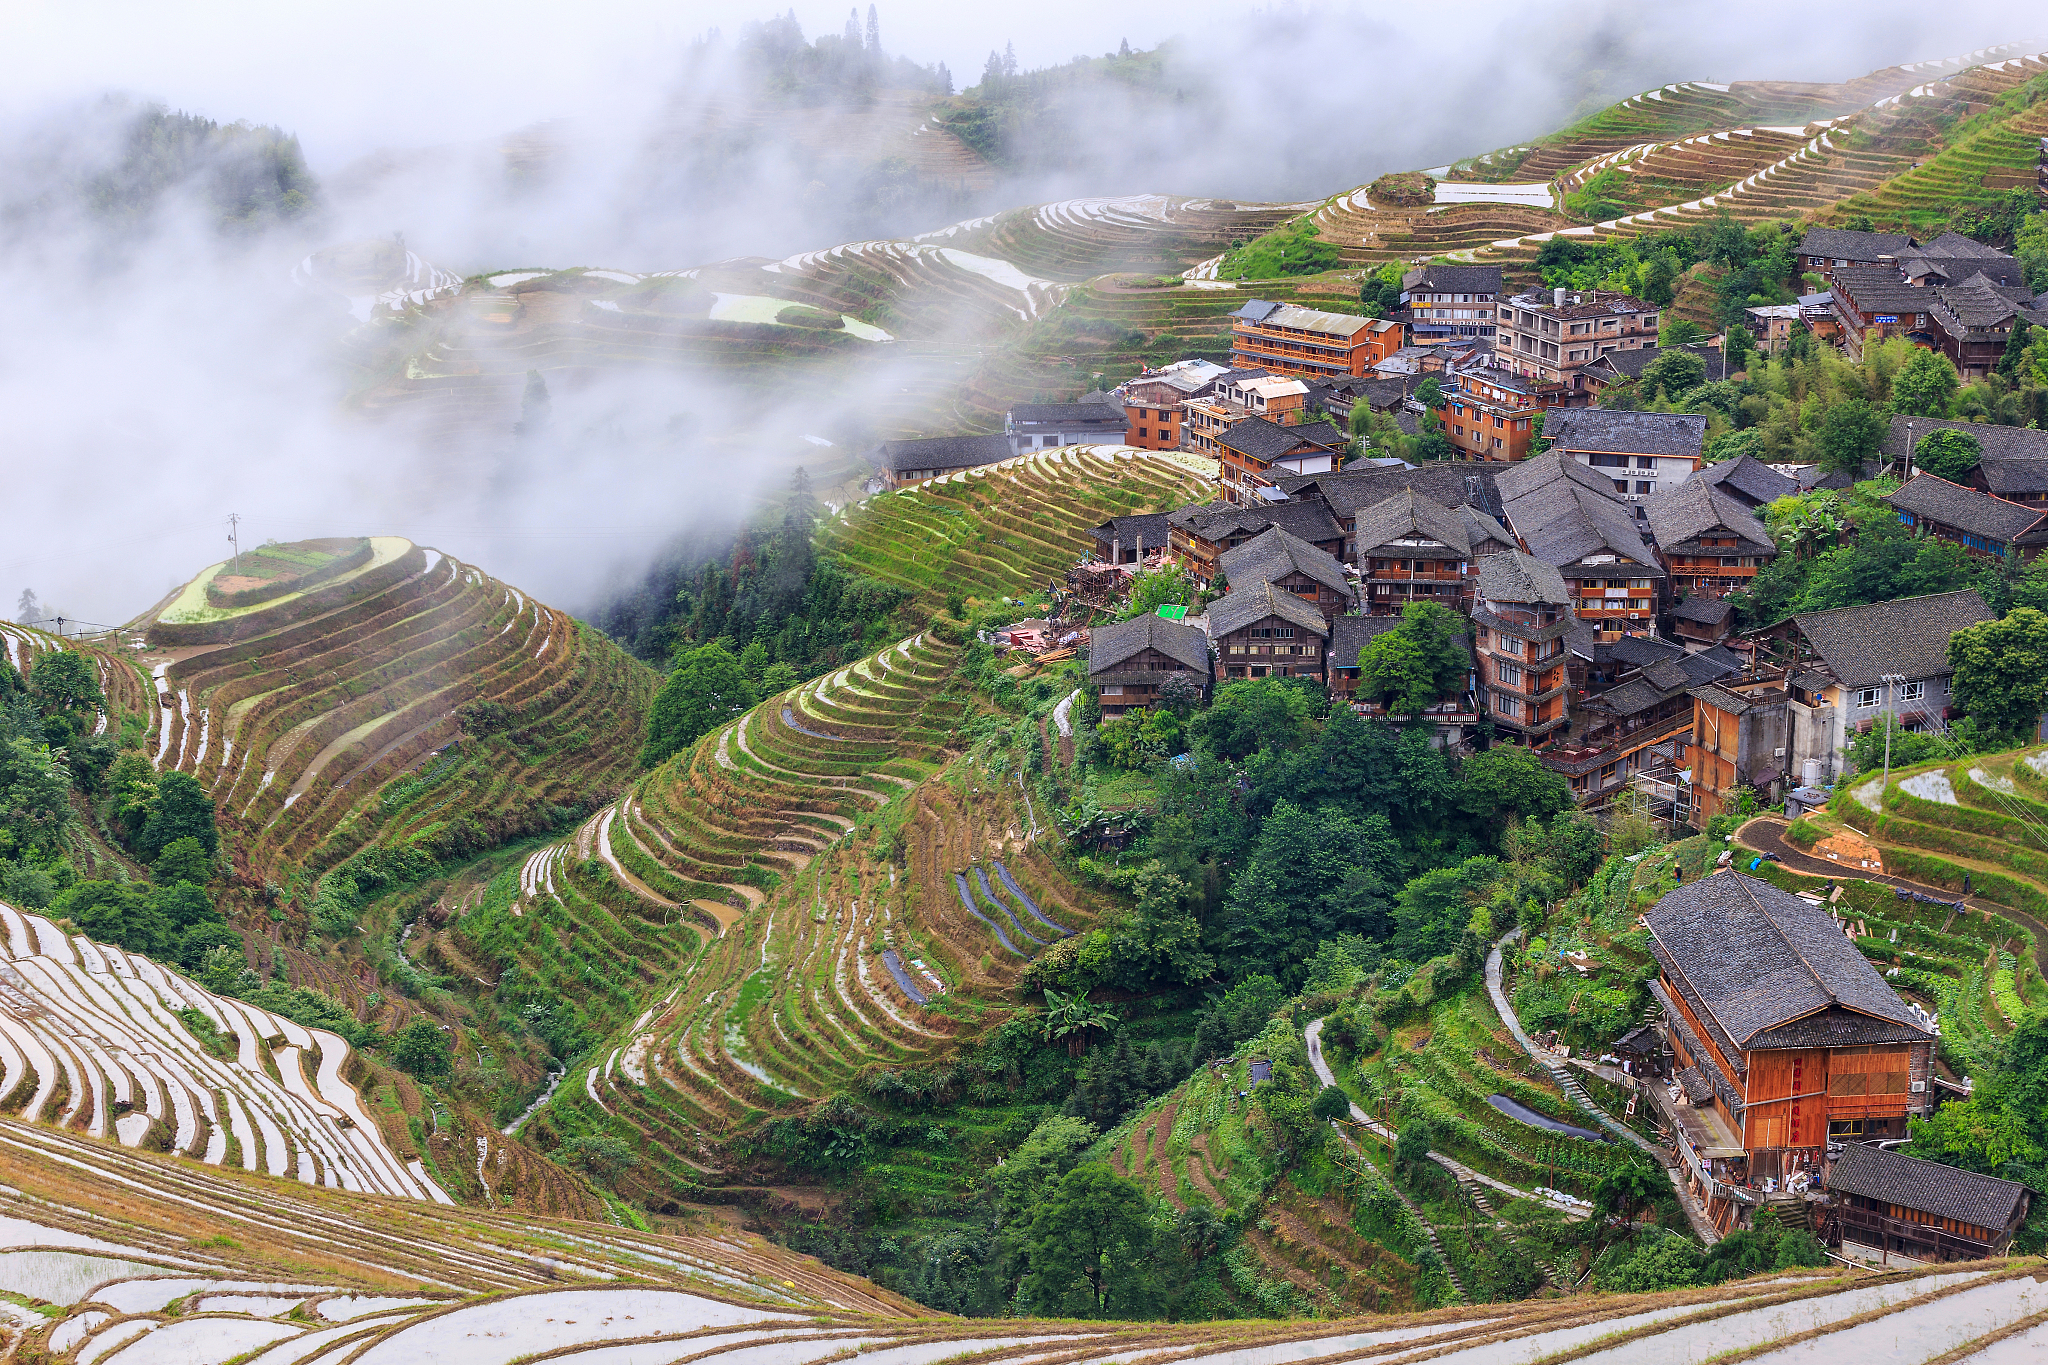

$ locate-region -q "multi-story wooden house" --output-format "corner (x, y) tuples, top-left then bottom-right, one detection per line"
(1352, 489), (1513, 614)
(1400, 264), (1505, 343)
(1646, 871), (1938, 1200)
(1216, 526), (1356, 623)
(1646, 480), (1777, 601)
(1496, 452), (1666, 634)
(1216, 418), (1348, 505)
(1086, 614), (1212, 719)
(1880, 417), (2048, 508)
(1544, 643), (1740, 806)
(1824, 1141), (2030, 1265)
(1689, 680), (1793, 824)
(1230, 299), (1402, 378)
(1885, 472), (2048, 562)
(1441, 366), (1557, 462)
(1472, 551), (1574, 741)
(1829, 268), (1938, 361)
(1209, 581), (1331, 683)
(1797, 226), (1915, 284)
(1087, 513), (1175, 566)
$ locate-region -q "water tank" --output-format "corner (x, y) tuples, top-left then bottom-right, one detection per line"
(1802, 758), (1822, 787)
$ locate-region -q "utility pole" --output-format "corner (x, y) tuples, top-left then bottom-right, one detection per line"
(1880, 673), (1906, 795)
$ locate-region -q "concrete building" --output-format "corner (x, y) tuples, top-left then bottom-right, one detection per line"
(1496, 288), (1661, 396)
(1229, 299), (1401, 379)
(1006, 399), (1127, 454)
(1551, 410), (1708, 500)
(1400, 263), (1505, 343)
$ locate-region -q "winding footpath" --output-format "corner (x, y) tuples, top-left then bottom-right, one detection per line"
(1485, 930), (1719, 1245)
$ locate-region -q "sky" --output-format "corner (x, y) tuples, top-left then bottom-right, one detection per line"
(0, 0), (2040, 628)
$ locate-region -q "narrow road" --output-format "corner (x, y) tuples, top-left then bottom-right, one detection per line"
(1485, 931), (1719, 1245)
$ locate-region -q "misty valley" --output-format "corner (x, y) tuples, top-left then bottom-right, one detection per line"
(10, 10), (2048, 1363)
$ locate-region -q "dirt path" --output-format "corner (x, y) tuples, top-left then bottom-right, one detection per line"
(1152, 1101), (1184, 1209)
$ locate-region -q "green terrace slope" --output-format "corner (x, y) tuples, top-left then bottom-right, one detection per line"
(136, 538), (656, 919)
(817, 446), (1214, 609)
(445, 452), (1207, 1202)
(9, 1117), (2047, 1364)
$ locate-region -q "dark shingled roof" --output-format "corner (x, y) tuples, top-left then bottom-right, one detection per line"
(1829, 1141), (2029, 1233)
(1277, 463), (1504, 521)
(1495, 449), (1619, 509)
(1404, 264), (1506, 294)
(1217, 526), (1354, 596)
(1087, 613), (1212, 676)
(1208, 580), (1332, 640)
(1694, 454), (1797, 508)
(1880, 415), (2048, 465)
(1547, 409), (1709, 460)
(1644, 871), (1931, 1049)
(1832, 267), (1937, 317)
(1670, 595), (1736, 626)
(1887, 473), (2048, 543)
(1329, 614), (1476, 671)
(1352, 489), (1476, 558)
(1169, 500), (1346, 547)
(1217, 416), (1347, 462)
(1978, 459), (2048, 496)
(1477, 551), (1570, 605)
(1690, 682), (1768, 716)
(1793, 589), (1994, 687)
(1089, 513), (1174, 553)
(1499, 459), (1664, 574)
(1798, 227), (1915, 260)
(874, 434), (1014, 474)
(1645, 480), (1776, 556)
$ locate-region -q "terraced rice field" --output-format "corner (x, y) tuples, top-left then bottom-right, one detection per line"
(817, 445), (1213, 609)
(472, 454), (1203, 1188)
(0, 900), (436, 1198)
(10, 1126), (2043, 1365)
(136, 538), (654, 891)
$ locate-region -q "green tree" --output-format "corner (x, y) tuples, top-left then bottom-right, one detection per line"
(54, 881), (173, 957)
(2000, 318), (2033, 381)
(994, 1115), (1099, 1220)
(154, 881), (218, 931)
(1816, 398), (1885, 474)
(28, 650), (104, 717)
(1457, 745), (1571, 828)
(1118, 565), (1197, 621)
(555, 1133), (639, 1184)
(1414, 377), (1445, 410)
(1392, 855), (1500, 959)
(1948, 608), (2048, 738)
(1914, 428), (1983, 482)
(1312, 1085), (1352, 1122)
(1890, 348), (1960, 417)
(1358, 601), (1469, 713)
(137, 770), (216, 860)
(1220, 801), (1399, 982)
(1023, 1163), (1155, 1316)
(641, 641), (755, 767)
(1600, 1233), (1704, 1291)
(152, 836), (211, 886)
(1121, 862), (1213, 985)
(1190, 678), (1314, 761)
(0, 736), (74, 860)
(1640, 349), (1708, 402)
(391, 1018), (453, 1078)
(1394, 1117), (1434, 1176)
(1722, 325), (1756, 373)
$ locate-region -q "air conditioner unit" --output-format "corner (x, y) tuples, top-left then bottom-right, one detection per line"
(1774, 747), (1786, 759)
(1629, 612), (1641, 619)
(1910, 1080), (1927, 1093)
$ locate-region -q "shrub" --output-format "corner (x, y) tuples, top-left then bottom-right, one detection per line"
(391, 1018), (453, 1078)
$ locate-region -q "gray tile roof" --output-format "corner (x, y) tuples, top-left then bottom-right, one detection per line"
(874, 434), (1014, 474)
(1208, 579), (1333, 640)
(1828, 1141), (2028, 1232)
(1644, 871), (1931, 1050)
(1832, 267), (1937, 317)
(1403, 264), (1506, 294)
(1689, 682), (1765, 716)
(1793, 589), (1994, 687)
(1169, 500), (1345, 547)
(1217, 416), (1347, 461)
(1887, 473), (2048, 543)
(1932, 284), (2025, 331)
(1476, 550), (1570, 605)
(1669, 594), (1736, 625)
(1610, 634), (1685, 668)
(1880, 415), (2048, 464)
(1217, 526), (1354, 596)
(1644, 480), (1776, 556)
(1351, 489), (1475, 558)
(1087, 613), (1212, 675)
(1694, 454), (1796, 508)
(1547, 410), (1708, 460)
(1798, 227), (1915, 259)
(1502, 463), (1663, 574)
(1978, 459), (2048, 496)
(1276, 463), (1504, 521)
(1495, 449), (1618, 508)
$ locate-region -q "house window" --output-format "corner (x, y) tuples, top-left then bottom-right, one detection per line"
(1495, 694), (1523, 718)
(1855, 687), (1883, 708)
(1636, 481), (1653, 494)
(1498, 662), (1523, 686)
(1900, 681), (1926, 702)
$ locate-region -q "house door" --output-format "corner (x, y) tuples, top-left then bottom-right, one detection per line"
(1250, 666), (1268, 678)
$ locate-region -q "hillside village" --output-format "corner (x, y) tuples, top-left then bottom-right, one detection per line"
(15, 30), (2048, 1364)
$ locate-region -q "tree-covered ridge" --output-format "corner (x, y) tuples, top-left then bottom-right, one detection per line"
(80, 100), (318, 231)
